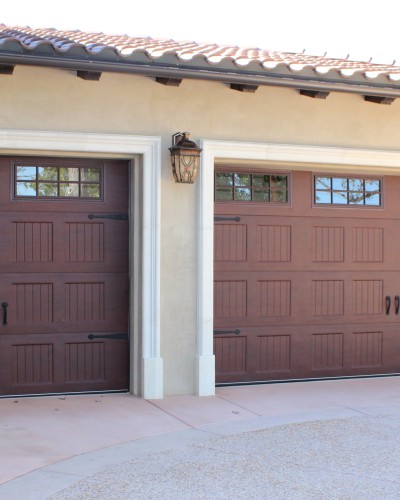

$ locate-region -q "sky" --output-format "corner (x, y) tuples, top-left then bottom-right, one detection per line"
(2, 0), (399, 64)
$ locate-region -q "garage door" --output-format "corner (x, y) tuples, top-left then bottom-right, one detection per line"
(214, 168), (400, 383)
(0, 157), (129, 396)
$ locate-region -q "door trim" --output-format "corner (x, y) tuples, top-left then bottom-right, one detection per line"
(0, 130), (162, 399)
(198, 140), (400, 395)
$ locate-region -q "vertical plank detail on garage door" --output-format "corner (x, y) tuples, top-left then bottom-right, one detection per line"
(65, 342), (105, 382)
(12, 344), (54, 385)
(352, 332), (383, 367)
(214, 224), (247, 261)
(257, 225), (291, 262)
(313, 281), (344, 316)
(214, 281), (247, 318)
(65, 282), (105, 322)
(352, 280), (383, 315)
(257, 335), (291, 372)
(313, 226), (344, 262)
(66, 222), (104, 262)
(259, 280), (291, 317)
(312, 333), (344, 369)
(12, 222), (53, 262)
(15, 283), (53, 323)
(214, 336), (247, 375)
(353, 227), (383, 262)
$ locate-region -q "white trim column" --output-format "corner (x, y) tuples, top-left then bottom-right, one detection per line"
(141, 137), (163, 399)
(197, 139), (400, 395)
(196, 145), (216, 396)
(0, 129), (163, 399)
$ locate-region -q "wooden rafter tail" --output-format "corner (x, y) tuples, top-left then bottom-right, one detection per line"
(299, 89), (330, 99)
(155, 77), (182, 86)
(364, 95), (396, 105)
(230, 83), (258, 93)
(0, 65), (14, 75)
(77, 70), (102, 81)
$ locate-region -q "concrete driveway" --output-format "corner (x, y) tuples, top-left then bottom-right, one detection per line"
(1, 377), (400, 498)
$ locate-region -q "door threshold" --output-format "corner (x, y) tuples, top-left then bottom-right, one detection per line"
(0, 389), (129, 399)
(216, 372), (400, 387)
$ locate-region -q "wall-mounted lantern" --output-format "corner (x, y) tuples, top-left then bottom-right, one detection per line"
(169, 132), (202, 183)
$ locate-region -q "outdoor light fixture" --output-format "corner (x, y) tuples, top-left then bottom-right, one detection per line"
(169, 132), (202, 184)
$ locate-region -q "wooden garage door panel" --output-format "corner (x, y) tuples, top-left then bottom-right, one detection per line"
(0, 333), (128, 395)
(0, 273), (128, 334)
(214, 217), (393, 271)
(215, 271), (396, 328)
(215, 324), (399, 383)
(214, 170), (400, 383)
(0, 213), (128, 274)
(0, 157), (129, 396)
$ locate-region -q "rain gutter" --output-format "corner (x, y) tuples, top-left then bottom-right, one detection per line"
(1, 52), (400, 98)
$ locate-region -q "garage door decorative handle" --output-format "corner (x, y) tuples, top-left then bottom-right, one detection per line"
(386, 296), (391, 315)
(214, 216), (241, 222)
(213, 329), (241, 335)
(1, 302), (8, 326)
(88, 333), (128, 340)
(88, 214), (128, 221)
(395, 296), (400, 315)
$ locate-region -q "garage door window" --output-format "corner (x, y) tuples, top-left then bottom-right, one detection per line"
(14, 165), (102, 199)
(314, 176), (381, 206)
(215, 172), (289, 203)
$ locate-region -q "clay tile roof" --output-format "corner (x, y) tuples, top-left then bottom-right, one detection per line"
(1, 24), (400, 81)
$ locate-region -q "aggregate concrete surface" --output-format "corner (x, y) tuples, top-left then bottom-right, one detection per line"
(2, 378), (400, 499)
(50, 414), (400, 500)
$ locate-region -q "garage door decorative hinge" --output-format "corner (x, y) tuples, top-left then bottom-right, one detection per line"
(214, 216), (241, 222)
(88, 214), (128, 220)
(88, 333), (128, 340)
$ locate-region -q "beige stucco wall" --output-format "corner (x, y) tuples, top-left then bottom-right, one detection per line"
(2, 65), (400, 394)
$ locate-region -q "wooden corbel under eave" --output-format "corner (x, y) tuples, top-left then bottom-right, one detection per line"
(299, 89), (330, 99)
(77, 71), (102, 81)
(155, 77), (182, 86)
(0, 65), (14, 75)
(364, 95), (396, 105)
(230, 83), (258, 93)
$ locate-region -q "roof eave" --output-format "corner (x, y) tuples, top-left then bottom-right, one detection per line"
(1, 52), (400, 99)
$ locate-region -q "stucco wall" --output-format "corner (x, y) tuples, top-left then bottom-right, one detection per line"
(2, 65), (400, 394)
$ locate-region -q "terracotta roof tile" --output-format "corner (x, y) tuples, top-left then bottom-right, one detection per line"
(1, 24), (400, 81)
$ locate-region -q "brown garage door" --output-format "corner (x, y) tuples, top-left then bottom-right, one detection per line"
(0, 157), (129, 396)
(214, 168), (400, 383)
